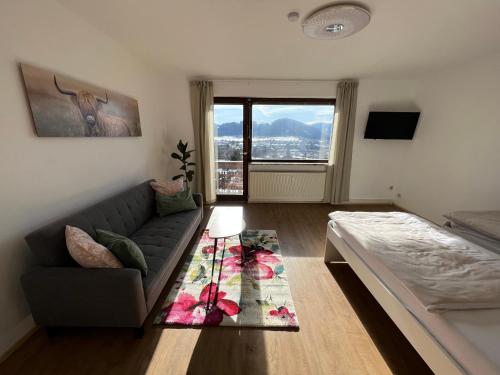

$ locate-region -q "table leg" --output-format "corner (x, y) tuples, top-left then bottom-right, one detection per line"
(239, 233), (245, 262)
(213, 238), (226, 308)
(206, 237), (218, 311)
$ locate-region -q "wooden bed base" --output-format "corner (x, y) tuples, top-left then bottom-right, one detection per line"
(324, 224), (464, 375)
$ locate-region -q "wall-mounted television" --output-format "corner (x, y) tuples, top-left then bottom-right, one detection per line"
(364, 111), (420, 140)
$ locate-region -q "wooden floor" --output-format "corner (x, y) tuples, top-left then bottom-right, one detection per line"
(0, 203), (433, 375)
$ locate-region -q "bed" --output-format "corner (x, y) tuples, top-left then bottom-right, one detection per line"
(325, 212), (500, 375)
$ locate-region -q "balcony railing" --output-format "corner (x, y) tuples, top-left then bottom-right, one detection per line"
(215, 160), (243, 195)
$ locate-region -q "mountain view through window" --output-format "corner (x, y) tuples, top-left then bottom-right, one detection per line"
(251, 104), (334, 161)
(215, 103), (335, 162)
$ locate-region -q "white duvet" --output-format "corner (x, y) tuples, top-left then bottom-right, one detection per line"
(329, 211), (500, 312)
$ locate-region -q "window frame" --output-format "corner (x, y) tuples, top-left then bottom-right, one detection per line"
(214, 97), (336, 165)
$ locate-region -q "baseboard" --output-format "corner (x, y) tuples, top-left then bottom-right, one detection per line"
(393, 202), (409, 212)
(248, 198), (324, 203)
(247, 198), (396, 205)
(0, 315), (37, 364)
(343, 198), (395, 205)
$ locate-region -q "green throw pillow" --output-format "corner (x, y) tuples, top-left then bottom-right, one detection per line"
(95, 229), (148, 277)
(156, 188), (197, 217)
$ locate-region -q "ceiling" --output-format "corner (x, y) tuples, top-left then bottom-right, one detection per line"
(59, 0), (500, 80)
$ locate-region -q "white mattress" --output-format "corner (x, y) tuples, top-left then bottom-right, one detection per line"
(329, 220), (500, 375)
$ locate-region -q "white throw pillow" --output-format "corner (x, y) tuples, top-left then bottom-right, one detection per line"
(65, 225), (123, 268)
(444, 211), (500, 241)
(150, 179), (184, 196)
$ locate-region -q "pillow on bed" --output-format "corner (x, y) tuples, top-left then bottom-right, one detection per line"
(444, 221), (500, 254)
(444, 211), (500, 241)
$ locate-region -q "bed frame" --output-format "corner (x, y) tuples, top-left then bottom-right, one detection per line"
(324, 223), (464, 375)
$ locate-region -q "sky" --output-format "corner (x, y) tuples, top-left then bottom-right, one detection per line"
(214, 104), (335, 125)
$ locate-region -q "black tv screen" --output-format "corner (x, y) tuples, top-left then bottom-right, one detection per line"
(364, 112), (420, 140)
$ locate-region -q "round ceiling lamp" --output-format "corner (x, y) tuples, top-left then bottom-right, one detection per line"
(302, 4), (370, 40)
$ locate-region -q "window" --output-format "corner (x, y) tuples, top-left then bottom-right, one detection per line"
(251, 99), (335, 162)
(213, 97), (335, 199)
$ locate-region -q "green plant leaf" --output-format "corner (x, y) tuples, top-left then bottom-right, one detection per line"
(187, 162), (196, 166)
(172, 174), (184, 180)
(180, 165), (187, 170)
(177, 140), (185, 152)
(190, 265), (206, 282)
(171, 152), (181, 160)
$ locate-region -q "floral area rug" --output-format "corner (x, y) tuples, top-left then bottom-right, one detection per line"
(154, 230), (299, 328)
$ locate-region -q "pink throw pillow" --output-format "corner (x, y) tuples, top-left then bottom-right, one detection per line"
(65, 225), (123, 268)
(150, 179), (184, 196)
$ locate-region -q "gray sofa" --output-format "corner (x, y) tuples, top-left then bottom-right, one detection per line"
(21, 180), (203, 331)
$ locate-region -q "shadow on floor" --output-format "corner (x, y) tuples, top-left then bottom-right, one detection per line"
(185, 327), (268, 375)
(326, 262), (434, 375)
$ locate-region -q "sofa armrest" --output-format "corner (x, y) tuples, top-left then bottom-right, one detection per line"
(192, 193), (203, 207)
(21, 267), (147, 328)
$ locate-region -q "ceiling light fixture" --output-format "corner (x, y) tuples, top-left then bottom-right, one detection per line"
(303, 4), (370, 40)
(325, 23), (344, 33)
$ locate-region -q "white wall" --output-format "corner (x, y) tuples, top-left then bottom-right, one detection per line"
(0, 0), (191, 358)
(213, 80), (336, 99)
(397, 52), (500, 223)
(349, 79), (419, 202)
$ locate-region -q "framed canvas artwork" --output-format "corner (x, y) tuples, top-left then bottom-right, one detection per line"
(20, 63), (141, 137)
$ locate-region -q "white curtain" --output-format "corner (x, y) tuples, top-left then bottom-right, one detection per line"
(190, 81), (216, 204)
(323, 80), (359, 204)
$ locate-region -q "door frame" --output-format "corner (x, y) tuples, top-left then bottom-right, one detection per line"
(214, 97), (250, 201)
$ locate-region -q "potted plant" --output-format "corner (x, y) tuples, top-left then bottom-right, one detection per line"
(171, 140), (195, 188)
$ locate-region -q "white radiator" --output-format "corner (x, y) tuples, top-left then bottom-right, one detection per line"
(249, 172), (326, 202)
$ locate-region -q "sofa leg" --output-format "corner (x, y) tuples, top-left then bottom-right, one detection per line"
(134, 326), (145, 338)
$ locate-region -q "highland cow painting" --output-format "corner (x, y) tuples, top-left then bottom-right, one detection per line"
(20, 64), (141, 137)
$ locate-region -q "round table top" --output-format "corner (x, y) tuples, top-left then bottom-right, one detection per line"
(208, 207), (246, 239)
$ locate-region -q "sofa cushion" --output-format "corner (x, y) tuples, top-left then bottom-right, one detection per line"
(25, 181), (155, 267)
(130, 207), (202, 310)
(156, 188), (197, 217)
(96, 229), (148, 277)
(150, 179), (183, 196)
(65, 225), (123, 269)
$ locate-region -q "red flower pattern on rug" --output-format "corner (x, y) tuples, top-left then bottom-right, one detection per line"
(160, 282), (240, 326)
(224, 244), (280, 280)
(155, 229), (299, 328)
(269, 306), (297, 325)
